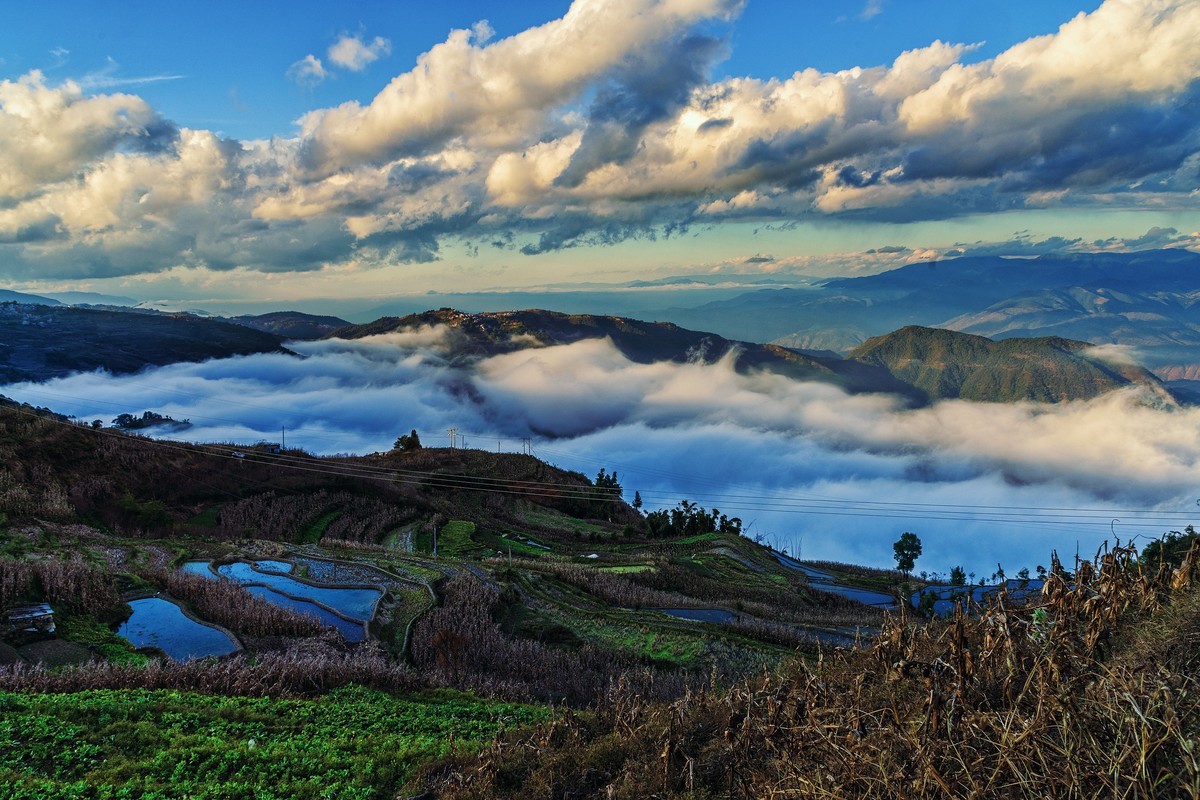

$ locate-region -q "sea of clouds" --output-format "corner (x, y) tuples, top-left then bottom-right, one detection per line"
(5, 326), (1198, 576)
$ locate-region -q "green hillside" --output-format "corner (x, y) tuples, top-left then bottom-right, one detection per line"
(849, 325), (1172, 403)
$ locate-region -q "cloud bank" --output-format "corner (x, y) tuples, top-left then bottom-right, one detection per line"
(3, 331), (1197, 575)
(1, 0), (1198, 281)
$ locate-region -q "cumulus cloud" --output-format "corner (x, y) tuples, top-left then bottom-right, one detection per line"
(0, 71), (173, 203)
(3, 0), (1200, 281)
(327, 33), (391, 71)
(295, 0), (744, 177)
(287, 54), (328, 86)
(2, 333), (1197, 574)
(290, 31), (392, 87)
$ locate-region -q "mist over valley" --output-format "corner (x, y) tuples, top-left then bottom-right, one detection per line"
(4, 305), (1196, 576)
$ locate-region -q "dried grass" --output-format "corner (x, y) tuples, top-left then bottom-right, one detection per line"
(428, 541), (1200, 799)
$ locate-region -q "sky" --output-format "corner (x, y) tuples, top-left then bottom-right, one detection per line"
(1, 0), (1197, 310)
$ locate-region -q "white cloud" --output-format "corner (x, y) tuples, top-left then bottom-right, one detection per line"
(0, 71), (166, 203)
(3, 0), (1200, 280)
(860, 0), (885, 21)
(287, 54), (328, 86)
(3, 334), (1196, 573)
(328, 34), (391, 71)
(295, 0), (743, 177)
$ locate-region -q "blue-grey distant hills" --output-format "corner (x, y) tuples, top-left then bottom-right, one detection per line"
(0, 289), (60, 306)
(0, 304), (285, 383)
(226, 311), (351, 340)
(653, 249), (1200, 377)
(40, 290), (140, 306)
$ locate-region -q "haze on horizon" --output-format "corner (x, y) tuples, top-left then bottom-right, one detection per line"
(0, 0), (1197, 312)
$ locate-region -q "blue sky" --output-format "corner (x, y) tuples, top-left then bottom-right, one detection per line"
(0, 0), (1196, 307)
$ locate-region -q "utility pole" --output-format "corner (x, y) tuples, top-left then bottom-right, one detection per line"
(281, 426), (286, 451)
(447, 427), (457, 449)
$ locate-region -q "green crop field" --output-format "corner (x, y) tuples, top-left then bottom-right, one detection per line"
(0, 686), (550, 799)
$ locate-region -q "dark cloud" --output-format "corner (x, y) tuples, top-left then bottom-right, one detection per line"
(519, 217), (654, 255)
(731, 128), (837, 187)
(954, 234), (1085, 258)
(120, 117), (181, 156)
(555, 34), (727, 188)
(0, 216), (64, 244)
(387, 162), (455, 193)
(836, 165), (881, 188)
(901, 85), (1200, 193)
(1092, 226), (1197, 251)
(696, 117), (732, 133)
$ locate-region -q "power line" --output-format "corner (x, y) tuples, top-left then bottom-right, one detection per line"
(4, 387), (1195, 533)
(10, 382), (1175, 521)
(1, 404), (627, 506)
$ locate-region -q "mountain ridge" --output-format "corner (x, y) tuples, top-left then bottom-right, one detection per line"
(651, 249), (1200, 371)
(331, 309), (1172, 405)
(849, 325), (1172, 403)
(0, 303), (286, 383)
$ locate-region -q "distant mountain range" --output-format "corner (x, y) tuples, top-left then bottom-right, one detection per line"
(329, 309), (1172, 406)
(2, 248), (1193, 404)
(0, 301), (1172, 404)
(653, 249), (1200, 378)
(227, 311), (350, 340)
(329, 307), (872, 383)
(0, 304), (285, 383)
(0, 289), (60, 306)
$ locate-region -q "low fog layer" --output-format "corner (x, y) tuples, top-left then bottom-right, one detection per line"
(5, 327), (1197, 576)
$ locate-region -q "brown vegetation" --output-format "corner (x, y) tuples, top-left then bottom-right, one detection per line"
(410, 575), (688, 706)
(0, 557), (34, 610)
(146, 568), (331, 638)
(548, 564), (704, 610)
(632, 561), (886, 627)
(0, 556), (119, 613)
(0, 641), (418, 698)
(424, 542), (1200, 798)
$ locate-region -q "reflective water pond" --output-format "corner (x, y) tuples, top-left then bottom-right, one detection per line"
(183, 560), (382, 623)
(911, 579), (1046, 616)
(243, 586), (366, 642)
(774, 553), (896, 608)
(117, 597), (239, 661)
(214, 562), (382, 621)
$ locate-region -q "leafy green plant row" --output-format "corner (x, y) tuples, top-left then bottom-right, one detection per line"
(0, 685), (550, 799)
